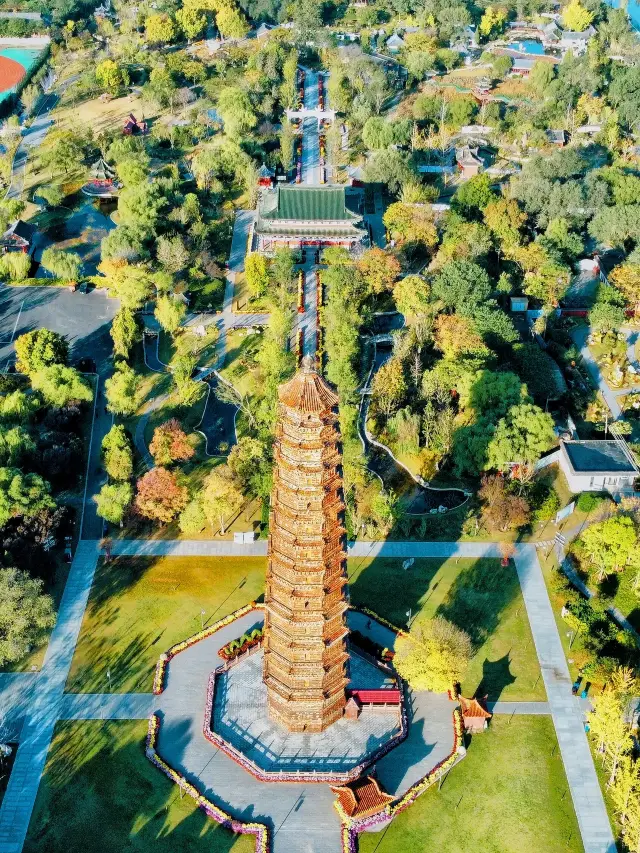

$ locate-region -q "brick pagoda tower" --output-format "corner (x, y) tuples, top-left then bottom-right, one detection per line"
(263, 357), (349, 733)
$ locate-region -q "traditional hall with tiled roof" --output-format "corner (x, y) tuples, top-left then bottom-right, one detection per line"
(254, 185), (368, 253)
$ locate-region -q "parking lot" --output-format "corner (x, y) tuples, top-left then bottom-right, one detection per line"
(0, 281), (119, 371)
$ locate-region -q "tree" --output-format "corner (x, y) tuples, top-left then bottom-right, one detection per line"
(111, 307), (141, 359)
(101, 263), (154, 310)
(0, 468), (55, 525)
(578, 516), (639, 581)
(0, 426), (33, 466)
(15, 329), (68, 376)
(105, 362), (141, 416)
(94, 481), (133, 525)
(38, 129), (87, 175)
(478, 475), (530, 532)
(371, 358), (406, 417)
(451, 174), (497, 218)
(175, 6), (207, 40)
(562, 0), (594, 32)
(356, 248), (401, 295)
(144, 13), (177, 45)
(179, 498), (206, 534)
(216, 87), (257, 139)
(245, 252), (270, 299)
(362, 117), (394, 150)
(0, 568), (55, 667)
(30, 365), (92, 408)
(434, 314), (486, 360)
(590, 299), (626, 334)
(589, 679), (632, 787)
(0, 251), (30, 282)
(394, 615), (472, 692)
(486, 403), (555, 471)
(479, 5), (507, 40)
(279, 122), (295, 172)
(95, 59), (128, 91)
(393, 275), (431, 320)
(363, 150), (413, 195)
(383, 201), (438, 249)
(201, 466), (243, 534)
(529, 60), (556, 97)
(170, 354), (204, 406)
(227, 436), (270, 497)
(432, 260), (492, 310)
(149, 419), (194, 466)
(40, 248), (82, 283)
(483, 198), (526, 250)
(156, 235), (190, 275)
(154, 296), (186, 336)
(37, 184), (64, 208)
(101, 425), (133, 481)
(118, 183), (164, 240)
(610, 262), (640, 312)
(589, 205), (640, 248)
(216, 2), (249, 39)
(135, 467), (188, 523)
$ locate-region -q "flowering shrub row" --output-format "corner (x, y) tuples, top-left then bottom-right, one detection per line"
(146, 714), (269, 853)
(220, 628), (263, 661)
(297, 269), (305, 313)
(336, 708), (465, 851)
(152, 603), (261, 695)
(296, 329), (303, 365)
(351, 605), (407, 638)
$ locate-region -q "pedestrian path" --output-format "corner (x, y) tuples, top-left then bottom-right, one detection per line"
(0, 541), (100, 853)
(515, 546), (615, 853)
(488, 701), (551, 714)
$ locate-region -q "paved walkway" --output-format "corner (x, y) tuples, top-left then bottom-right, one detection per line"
(515, 546), (615, 853)
(0, 541), (100, 853)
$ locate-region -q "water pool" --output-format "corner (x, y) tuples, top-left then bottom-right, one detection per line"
(507, 39), (546, 54)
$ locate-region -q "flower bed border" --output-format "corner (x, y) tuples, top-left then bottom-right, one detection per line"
(336, 708), (465, 852)
(145, 713), (269, 853)
(152, 602), (261, 695)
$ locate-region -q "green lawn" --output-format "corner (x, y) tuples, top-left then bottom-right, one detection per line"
(66, 557), (267, 693)
(358, 716), (583, 853)
(67, 555), (542, 700)
(349, 557), (545, 701)
(24, 721), (252, 853)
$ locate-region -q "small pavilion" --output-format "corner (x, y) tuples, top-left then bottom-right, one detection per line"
(459, 696), (492, 733)
(82, 157), (121, 198)
(331, 776), (394, 819)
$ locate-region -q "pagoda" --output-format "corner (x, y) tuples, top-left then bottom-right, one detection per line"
(263, 356), (349, 733)
(81, 157), (121, 198)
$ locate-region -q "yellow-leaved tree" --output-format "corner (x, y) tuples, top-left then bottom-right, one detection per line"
(562, 0), (594, 32)
(394, 616), (472, 693)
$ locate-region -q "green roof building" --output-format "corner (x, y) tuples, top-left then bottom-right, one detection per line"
(255, 186), (368, 253)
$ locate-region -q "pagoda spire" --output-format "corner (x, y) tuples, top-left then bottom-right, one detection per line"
(262, 359), (349, 733)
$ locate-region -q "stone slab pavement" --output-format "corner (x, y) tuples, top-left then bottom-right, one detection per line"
(0, 675), (37, 742)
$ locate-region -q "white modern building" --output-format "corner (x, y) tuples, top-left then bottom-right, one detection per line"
(559, 440), (638, 495)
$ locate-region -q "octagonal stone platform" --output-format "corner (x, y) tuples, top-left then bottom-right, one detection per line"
(154, 608), (458, 853)
(210, 648), (402, 776)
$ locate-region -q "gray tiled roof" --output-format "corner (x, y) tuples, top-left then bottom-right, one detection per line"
(562, 440), (638, 473)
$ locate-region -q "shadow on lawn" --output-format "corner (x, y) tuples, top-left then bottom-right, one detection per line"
(24, 721), (241, 853)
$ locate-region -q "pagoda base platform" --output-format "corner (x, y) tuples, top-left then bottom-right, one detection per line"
(206, 648), (405, 783)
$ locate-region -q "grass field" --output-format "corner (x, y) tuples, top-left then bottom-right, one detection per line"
(349, 557), (545, 701)
(358, 716), (583, 853)
(66, 557), (267, 693)
(24, 720), (252, 853)
(67, 555), (542, 700)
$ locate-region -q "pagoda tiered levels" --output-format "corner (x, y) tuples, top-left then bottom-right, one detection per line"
(263, 357), (349, 733)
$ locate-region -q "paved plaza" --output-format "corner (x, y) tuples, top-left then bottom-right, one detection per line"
(212, 649), (402, 775)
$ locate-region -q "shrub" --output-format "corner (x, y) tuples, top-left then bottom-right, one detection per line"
(576, 492), (606, 513)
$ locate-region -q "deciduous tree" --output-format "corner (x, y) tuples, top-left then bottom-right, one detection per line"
(105, 362), (141, 416)
(149, 419), (194, 466)
(201, 465), (243, 534)
(394, 615), (472, 692)
(0, 567), (55, 666)
(356, 248), (400, 294)
(135, 467), (188, 523)
(101, 425), (133, 481)
(94, 481), (133, 525)
(578, 516), (639, 581)
(15, 329), (68, 376)
(154, 295), (186, 336)
(111, 307), (141, 359)
(30, 365), (93, 408)
(245, 252), (270, 299)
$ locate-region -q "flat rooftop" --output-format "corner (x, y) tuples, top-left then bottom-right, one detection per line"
(562, 440), (638, 474)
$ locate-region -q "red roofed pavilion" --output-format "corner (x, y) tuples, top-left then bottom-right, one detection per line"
(331, 776), (394, 819)
(459, 696), (492, 733)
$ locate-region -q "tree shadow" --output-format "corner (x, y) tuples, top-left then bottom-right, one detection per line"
(474, 654), (516, 703)
(23, 719), (242, 853)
